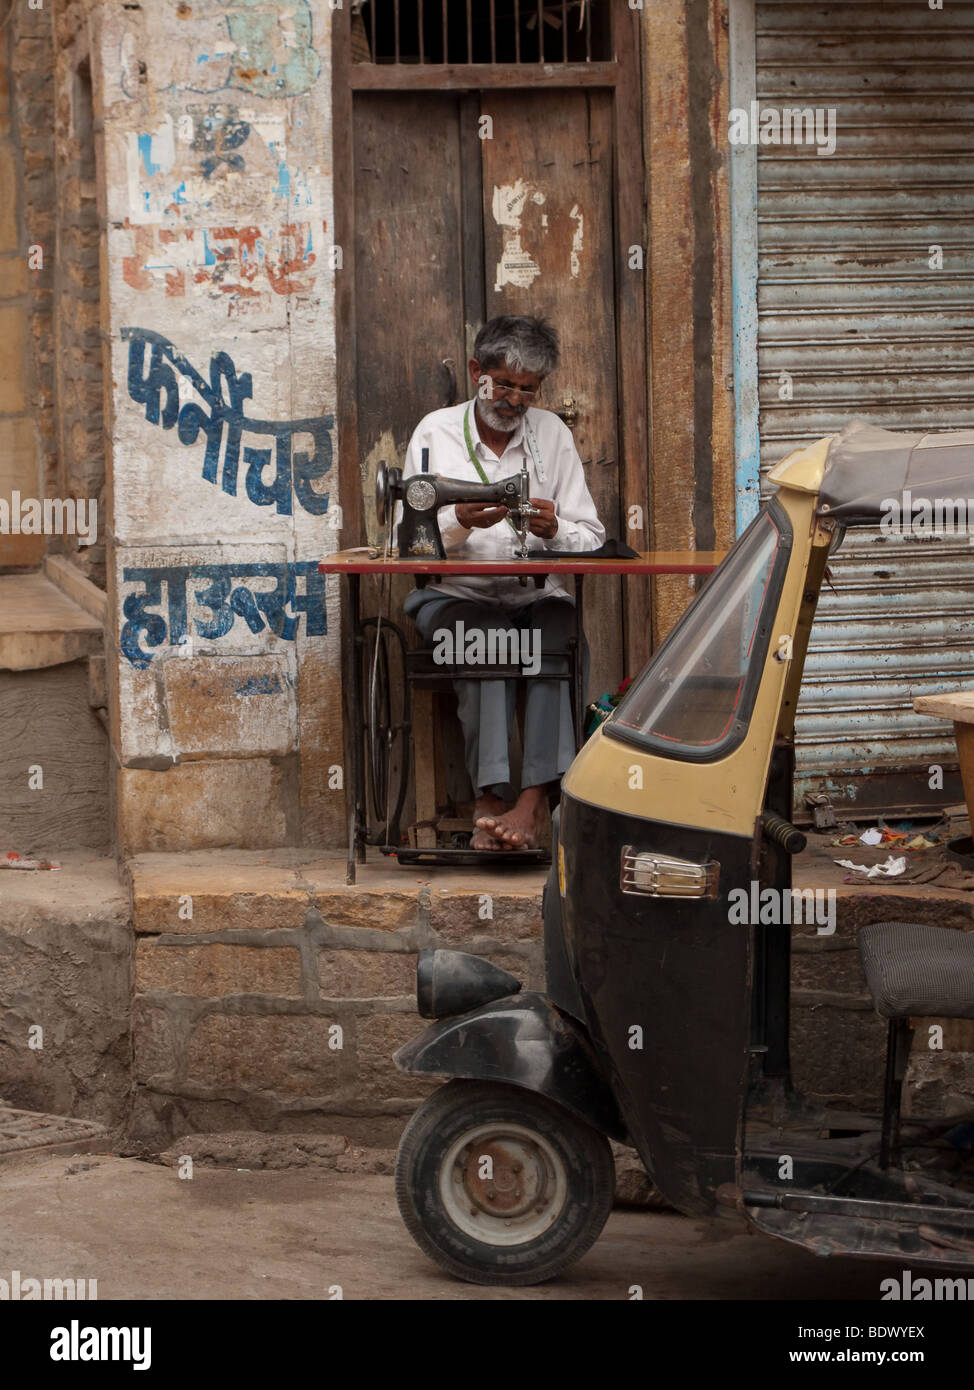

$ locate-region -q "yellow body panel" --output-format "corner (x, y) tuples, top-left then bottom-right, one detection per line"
(765, 434), (834, 495)
(563, 474), (834, 836)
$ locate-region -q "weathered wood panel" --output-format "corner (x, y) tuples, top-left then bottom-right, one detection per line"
(353, 93), (470, 836)
(611, 0), (653, 680)
(353, 93), (467, 549)
(481, 88), (624, 699)
(644, 1), (697, 645)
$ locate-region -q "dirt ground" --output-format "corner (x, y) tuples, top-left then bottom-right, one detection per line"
(0, 1149), (898, 1301)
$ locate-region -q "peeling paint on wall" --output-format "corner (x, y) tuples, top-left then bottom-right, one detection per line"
(226, 0), (321, 98)
(99, 0), (343, 846)
(120, 221), (324, 299)
(119, 0), (321, 98)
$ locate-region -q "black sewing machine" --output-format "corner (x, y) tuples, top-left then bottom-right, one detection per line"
(375, 454), (540, 561)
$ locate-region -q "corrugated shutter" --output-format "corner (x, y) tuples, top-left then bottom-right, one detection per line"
(755, 0), (974, 816)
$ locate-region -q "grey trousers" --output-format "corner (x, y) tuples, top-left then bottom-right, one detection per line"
(406, 590), (588, 798)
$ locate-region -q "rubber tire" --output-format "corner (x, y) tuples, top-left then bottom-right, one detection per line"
(395, 1079), (615, 1287)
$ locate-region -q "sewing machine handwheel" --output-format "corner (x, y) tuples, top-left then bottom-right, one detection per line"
(375, 462), (388, 527)
(375, 461), (401, 529)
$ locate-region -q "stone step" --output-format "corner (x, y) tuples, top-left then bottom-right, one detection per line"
(124, 842), (974, 1148)
(0, 570), (102, 671)
(6, 843), (972, 1155)
(124, 848), (547, 1148)
(127, 846), (548, 934)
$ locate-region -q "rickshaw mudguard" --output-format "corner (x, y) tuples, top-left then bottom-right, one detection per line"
(392, 991), (629, 1143)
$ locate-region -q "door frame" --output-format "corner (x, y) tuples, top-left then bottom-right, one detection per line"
(728, 0), (760, 537)
(332, 0), (650, 673)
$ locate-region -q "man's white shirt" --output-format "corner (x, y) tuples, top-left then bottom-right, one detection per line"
(393, 397), (605, 609)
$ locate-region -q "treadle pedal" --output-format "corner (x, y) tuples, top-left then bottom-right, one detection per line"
(383, 846), (551, 867)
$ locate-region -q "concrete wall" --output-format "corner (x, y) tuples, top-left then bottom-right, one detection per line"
(0, 661), (110, 856)
(89, 0), (344, 853)
(0, 860), (131, 1130)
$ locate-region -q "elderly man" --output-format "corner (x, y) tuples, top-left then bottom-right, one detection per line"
(396, 315), (604, 851)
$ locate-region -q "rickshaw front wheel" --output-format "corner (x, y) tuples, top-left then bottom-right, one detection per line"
(395, 1079), (615, 1286)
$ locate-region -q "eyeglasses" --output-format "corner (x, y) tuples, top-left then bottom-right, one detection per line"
(480, 374), (541, 401)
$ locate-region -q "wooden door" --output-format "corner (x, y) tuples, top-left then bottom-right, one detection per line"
(353, 92), (467, 554)
(480, 88), (622, 695)
(353, 88), (625, 698)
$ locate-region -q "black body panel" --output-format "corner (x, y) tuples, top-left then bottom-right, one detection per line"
(559, 791), (755, 1215)
(543, 807), (587, 1023)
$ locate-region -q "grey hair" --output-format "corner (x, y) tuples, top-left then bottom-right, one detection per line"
(473, 315), (559, 377)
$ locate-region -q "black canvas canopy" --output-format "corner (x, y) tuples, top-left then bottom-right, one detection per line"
(815, 419), (974, 524)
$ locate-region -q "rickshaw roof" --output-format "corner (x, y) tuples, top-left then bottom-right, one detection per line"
(767, 419), (974, 522)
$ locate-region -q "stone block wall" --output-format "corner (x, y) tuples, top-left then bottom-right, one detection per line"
(128, 867), (544, 1148)
(88, 0), (344, 852)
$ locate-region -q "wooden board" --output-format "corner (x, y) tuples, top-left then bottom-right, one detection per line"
(915, 691), (974, 724)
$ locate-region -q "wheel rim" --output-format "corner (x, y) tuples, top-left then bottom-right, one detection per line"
(439, 1121), (569, 1246)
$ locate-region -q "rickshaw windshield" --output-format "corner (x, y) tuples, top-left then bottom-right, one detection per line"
(605, 502), (792, 761)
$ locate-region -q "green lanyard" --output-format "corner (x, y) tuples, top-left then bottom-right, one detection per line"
(463, 400), (528, 541)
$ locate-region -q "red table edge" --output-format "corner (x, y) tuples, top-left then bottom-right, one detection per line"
(318, 551), (725, 576)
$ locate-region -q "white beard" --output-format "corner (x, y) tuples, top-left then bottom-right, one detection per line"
(477, 398), (523, 433)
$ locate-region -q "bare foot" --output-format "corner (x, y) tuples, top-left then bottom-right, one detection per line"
(476, 787), (547, 850)
(471, 792), (507, 850)
(471, 826), (503, 850)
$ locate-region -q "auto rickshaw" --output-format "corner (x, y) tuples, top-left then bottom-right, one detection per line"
(391, 420), (974, 1286)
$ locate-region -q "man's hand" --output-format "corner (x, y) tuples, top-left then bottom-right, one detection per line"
(527, 497), (558, 540)
(455, 500), (509, 529)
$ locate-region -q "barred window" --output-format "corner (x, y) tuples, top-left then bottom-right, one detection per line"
(352, 0), (612, 65)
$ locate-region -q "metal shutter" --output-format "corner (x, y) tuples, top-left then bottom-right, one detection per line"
(755, 0), (974, 817)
